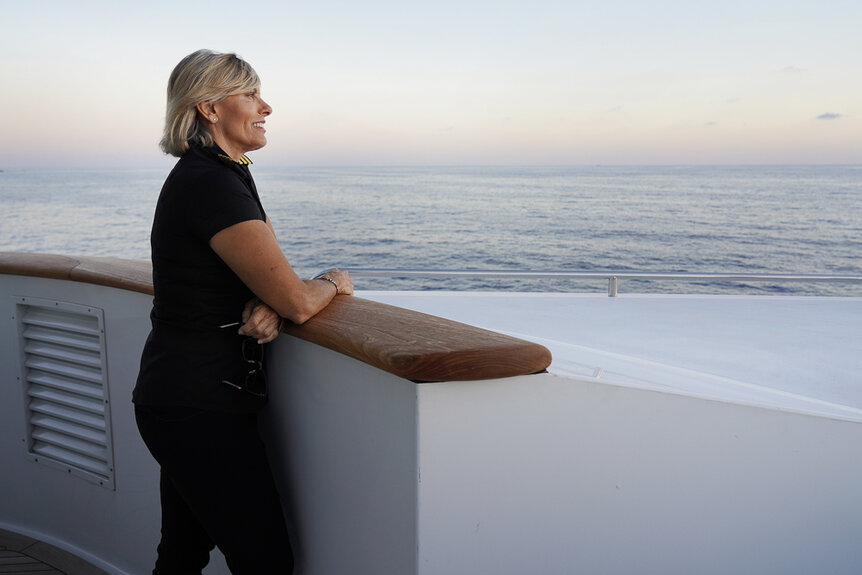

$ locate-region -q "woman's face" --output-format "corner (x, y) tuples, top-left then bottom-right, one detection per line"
(209, 88), (272, 160)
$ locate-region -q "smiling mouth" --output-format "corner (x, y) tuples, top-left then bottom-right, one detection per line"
(253, 122), (265, 130)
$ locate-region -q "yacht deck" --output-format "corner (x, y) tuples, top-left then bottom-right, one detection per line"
(363, 291), (862, 421)
(0, 529), (107, 575)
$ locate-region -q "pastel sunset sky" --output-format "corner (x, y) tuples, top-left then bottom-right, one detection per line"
(1, 0), (859, 168)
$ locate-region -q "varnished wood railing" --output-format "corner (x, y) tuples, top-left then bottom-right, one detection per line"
(0, 252), (154, 295)
(0, 252), (551, 382)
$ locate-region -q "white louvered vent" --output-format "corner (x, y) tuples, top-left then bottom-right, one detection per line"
(14, 298), (115, 489)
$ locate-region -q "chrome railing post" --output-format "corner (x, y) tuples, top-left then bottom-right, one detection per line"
(608, 276), (618, 297)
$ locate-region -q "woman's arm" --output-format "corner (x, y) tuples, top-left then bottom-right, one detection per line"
(210, 219), (352, 325)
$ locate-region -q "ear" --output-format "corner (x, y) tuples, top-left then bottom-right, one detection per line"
(196, 101), (218, 123)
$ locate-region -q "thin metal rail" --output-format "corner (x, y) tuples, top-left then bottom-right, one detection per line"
(345, 269), (862, 297)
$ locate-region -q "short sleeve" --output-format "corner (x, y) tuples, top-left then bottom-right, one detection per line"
(186, 169), (265, 241)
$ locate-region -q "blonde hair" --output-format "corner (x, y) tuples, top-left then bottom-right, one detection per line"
(160, 49), (260, 157)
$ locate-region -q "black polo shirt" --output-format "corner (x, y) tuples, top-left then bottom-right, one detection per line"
(134, 145), (268, 412)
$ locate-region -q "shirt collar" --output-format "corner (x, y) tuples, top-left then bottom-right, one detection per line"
(200, 144), (253, 166)
(218, 153), (253, 166)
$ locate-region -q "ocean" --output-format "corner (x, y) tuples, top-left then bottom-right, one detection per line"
(2, 165), (860, 295)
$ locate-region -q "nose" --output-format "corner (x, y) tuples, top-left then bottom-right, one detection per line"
(260, 97), (272, 116)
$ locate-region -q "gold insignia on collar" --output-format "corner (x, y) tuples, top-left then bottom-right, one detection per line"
(217, 153), (253, 166)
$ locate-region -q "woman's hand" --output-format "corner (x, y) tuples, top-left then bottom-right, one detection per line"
(238, 298), (283, 344)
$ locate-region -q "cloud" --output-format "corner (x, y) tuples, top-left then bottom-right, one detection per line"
(816, 113), (843, 120)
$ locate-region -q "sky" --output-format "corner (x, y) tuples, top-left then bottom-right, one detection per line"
(1, 0), (860, 168)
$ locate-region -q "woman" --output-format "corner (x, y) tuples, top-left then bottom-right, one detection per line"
(134, 49), (352, 574)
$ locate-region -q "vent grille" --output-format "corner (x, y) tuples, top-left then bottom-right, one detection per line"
(15, 298), (115, 488)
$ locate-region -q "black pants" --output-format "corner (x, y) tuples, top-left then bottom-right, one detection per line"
(135, 405), (294, 574)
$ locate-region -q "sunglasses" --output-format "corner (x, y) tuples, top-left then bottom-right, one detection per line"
(221, 337), (267, 398)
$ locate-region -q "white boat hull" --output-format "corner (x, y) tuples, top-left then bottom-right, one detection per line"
(2, 257), (861, 574)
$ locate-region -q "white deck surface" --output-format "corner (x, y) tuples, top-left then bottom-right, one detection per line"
(362, 292), (862, 421)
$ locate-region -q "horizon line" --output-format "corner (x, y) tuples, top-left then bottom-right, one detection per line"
(2, 162), (861, 172)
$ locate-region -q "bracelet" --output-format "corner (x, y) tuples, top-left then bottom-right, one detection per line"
(313, 268), (337, 279)
(317, 275), (338, 293)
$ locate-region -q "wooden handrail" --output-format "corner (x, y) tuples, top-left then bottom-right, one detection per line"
(0, 252), (154, 294)
(1, 252), (551, 382)
(281, 296), (551, 381)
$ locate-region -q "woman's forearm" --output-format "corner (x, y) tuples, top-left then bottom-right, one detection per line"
(210, 219), (352, 324)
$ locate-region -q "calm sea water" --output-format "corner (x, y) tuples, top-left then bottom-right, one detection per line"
(2, 165), (861, 295)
